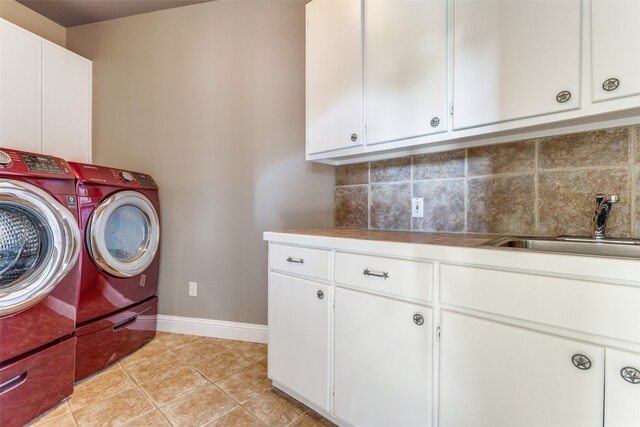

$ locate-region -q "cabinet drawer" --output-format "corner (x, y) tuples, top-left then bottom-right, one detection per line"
(269, 244), (331, 281)
(335, 252), (433, 303)
(440, 264), (640, 343)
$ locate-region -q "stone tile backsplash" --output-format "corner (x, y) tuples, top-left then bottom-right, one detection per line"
(334, 126), (640, 238)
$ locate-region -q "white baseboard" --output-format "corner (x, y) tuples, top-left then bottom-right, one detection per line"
(157, 314), (268, 344)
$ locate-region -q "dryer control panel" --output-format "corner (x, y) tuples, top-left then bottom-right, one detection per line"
(68, 162), (158, 189)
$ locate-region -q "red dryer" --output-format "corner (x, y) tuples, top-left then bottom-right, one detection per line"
(69, 162), (160, 381)
(0, 148), (80, 427)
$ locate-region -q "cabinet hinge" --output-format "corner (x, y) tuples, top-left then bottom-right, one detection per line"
(436, 326), (441, 342)
(332, 386), (335, 397)
(449, 104), (454, 116)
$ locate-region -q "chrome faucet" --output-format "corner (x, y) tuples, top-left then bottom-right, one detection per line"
(592, 193), (619, 239)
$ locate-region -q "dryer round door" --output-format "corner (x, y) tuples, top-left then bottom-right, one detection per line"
(87, 190), (160, 278)
(0, 179), (81, 316)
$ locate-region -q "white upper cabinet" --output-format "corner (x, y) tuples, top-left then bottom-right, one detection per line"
(0, 19), (91, 162)
(591, 0), (640, 102)
(306, 0), (362, 154)
(41, 43), (92, 163)
(305, 0), (640, 163)
(0, 20), (40, 153)
(452, 0), (582, 130)
(365, 0), (447, 144)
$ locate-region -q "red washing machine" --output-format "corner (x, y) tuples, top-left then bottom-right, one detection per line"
(0, 148), (80, 427)
(69, 162), (160, 381)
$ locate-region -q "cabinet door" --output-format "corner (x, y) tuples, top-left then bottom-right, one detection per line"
(605, 348), (640, 427)
(0, 20), (40, 153)
(306, 0), (362, 154)
(592, 0), (640, 102)
(452, 0), (581, 130)
(41, 42), (91, 163)
(439, 311), (604, 427)
(365, 0), (447, 144)
(268, 273), (331, 411)
(334, 287), (432, 427)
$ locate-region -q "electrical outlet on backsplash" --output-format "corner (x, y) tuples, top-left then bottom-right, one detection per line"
(335, 125), (640, 239)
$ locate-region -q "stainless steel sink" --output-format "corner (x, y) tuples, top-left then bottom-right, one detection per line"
(479, 236), (640, 259)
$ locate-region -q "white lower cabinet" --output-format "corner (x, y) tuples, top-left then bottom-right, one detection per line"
(334, 287), (432, 427)
(439, 310), (604, 427)
(605, 348), (640, 427)
(268, 272), (331, 411)
(265, 235), (640, 427)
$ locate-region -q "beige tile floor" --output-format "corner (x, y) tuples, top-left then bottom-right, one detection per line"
(29, 332), (335, 427)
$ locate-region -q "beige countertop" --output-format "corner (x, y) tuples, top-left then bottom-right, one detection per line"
(269, 228), (498, 248)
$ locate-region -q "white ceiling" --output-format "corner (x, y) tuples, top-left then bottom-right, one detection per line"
(16, 0), (216, 27)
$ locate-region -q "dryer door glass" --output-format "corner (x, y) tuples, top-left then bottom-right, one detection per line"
(0, 180), (80, 316)
(104, 205), (150, 263)
(87, 191), (159, 278)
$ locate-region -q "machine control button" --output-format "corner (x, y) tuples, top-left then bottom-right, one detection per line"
(120, 171), (134, 182)
(0, 150), (12, 167)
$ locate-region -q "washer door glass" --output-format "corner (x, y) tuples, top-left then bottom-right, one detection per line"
(0, 204), (51, 287)
(87, 191), (159, 278)
(0, 179), (80, 316)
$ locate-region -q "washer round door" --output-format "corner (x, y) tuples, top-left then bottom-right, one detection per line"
(0, 179), (80, 316)
(86, 191), (160, 278)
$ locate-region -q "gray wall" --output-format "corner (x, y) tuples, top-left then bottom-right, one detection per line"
(67, 0), (334, 325)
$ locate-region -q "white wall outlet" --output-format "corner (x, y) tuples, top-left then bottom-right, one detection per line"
(412, 198), (424, 218)
(188, 281), (198, 297)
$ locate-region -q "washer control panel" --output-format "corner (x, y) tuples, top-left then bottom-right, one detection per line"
(20, 154), (63, 174)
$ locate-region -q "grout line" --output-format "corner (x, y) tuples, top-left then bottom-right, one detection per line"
(629, 126), (636, 237)
(464, 149), (468, 233)
(535, 164), (631, 174)
(534, 139), (540, 235)
(410, 155), (415, 232)
(367, 162), (371, 230)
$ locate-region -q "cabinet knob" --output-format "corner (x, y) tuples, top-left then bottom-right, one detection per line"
(413, 313), (424, 326)
(602, 78), (620, 92)
(430, 117), (440, 127)
(286, 257), (304, 265)
(556, 90), (572, 103)
(350, 133), (358, 142)
(571, 354), (592, 370)
(621, 367), (640, 384)
(317, 290), (324, 300)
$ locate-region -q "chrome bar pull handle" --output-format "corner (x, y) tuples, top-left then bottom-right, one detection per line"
(286, 257), (304, 265)
(363, 268), (389, 280)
